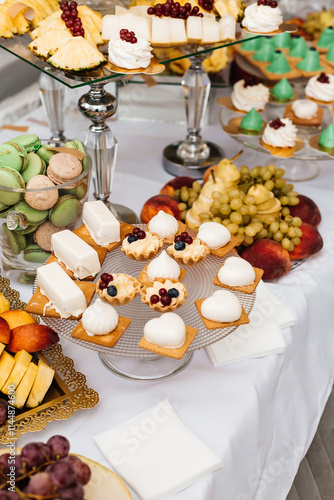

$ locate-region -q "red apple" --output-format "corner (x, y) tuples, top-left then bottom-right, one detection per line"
(240, 239), (291, 281)
(289, 194), (321, 227)
(160, 176), (194, 197)
(140, 195), (181, 223)
(289, 222), (323, 260)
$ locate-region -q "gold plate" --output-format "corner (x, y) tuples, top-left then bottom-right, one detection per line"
(241, 23), (298, 36)
(308, 134), (334, 157)
(0, 272), (99, 444)
(105, 56), (165, 75)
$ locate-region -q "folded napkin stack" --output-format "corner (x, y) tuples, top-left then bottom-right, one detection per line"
(94, 399), (222, 500)
(206, 281), (295, 367)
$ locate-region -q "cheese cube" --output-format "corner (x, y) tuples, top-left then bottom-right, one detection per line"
(169, 18), (187, 46)
(202, 18), (220, 44)
(219, 14), (236, 41)
(186, 17), (203, 44)
(151, 17), (170, 47)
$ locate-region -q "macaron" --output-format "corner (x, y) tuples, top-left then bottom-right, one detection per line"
(48, 195), (81, 228)
(0, 166), (25, 206)
(59, 179), (88, 200)
(33, 220), (65, 251)
(24, 175), (59, 210)
(2, 223), (27, 255)
(0, 142), (28, 172)
(11, 134), (41, 153)
(22, 152), (46, 183)
(23, 243), (51, 263)
(13, 200), (49, 226)
(64, 140), (87, 167)
(36, 146), (55, 166)
(47, 152), (83, 186)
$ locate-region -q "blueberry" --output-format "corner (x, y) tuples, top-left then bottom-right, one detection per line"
(174, 241), (186, 251)
(107, 285), (117, 297)
(127, 234), (138, 243)
(168, 288), (179, 298)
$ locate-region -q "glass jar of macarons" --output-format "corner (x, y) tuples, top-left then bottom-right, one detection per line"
(0, 134), (92, 283)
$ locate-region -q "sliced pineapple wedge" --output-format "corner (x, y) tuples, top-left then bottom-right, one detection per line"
(1, 350), (32, 395)
(0, 351), (15, 389)
(26, 359), (55, 408)
(81, 13), (103, 46)
(29, 29), (72, 58)
(47, 36), (106, 72)
(78, 5), (102, 32)
(0, 7), (15, 38)
(13, 361), (38, 409)
(30, 16), (67, 40)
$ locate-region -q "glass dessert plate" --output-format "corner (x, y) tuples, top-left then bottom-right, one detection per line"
(0, 272), (99, 444)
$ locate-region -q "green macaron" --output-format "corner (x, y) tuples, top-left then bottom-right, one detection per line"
(36, 146), (55, 166)
(64, 140), (87, 167)
(48, 195), (81, 228)
(0, 142), (28, 171)
(11, 134), (41, 153)
(2, 223), (27, 255)
(22, 152), (46, 183)
(23, 243), (51, 263)
(59, 179), (88, 200)
(0, 166), (25, 206)
(13, 200), (49, 226)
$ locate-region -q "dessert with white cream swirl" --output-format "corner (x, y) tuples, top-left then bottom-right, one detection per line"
(201, 290), (242, 323)
(305, 73), (334, 103)
(82, 298), (119, 336)
(96, 272), (141, 305)
(146, 250), (181, 282)
(291, 100), (318, 120)
(242, 1), (283, 34)
(167, 232), (210, 267)
(108, 29), (153, 70)
(122, 227), (163, 260)
(148, 210), (179, 239)
(262, 118), (297, 148)
(231, 78), (270, 112)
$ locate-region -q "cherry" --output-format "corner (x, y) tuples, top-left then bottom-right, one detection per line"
(150, 294), (160, 304)
(159, 288), (168, 296)
(161, 294), (172, 306)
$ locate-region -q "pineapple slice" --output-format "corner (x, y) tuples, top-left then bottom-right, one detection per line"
(81, 13), (103, 46)
(2, 350), (32, 395)
(0, 293), (10, 314)
(77, 5), (102, 31)
(214, 0), (245, 21)
(28, 29), (72, 58)
(30, 17), (67, 39)
(0, 7), (15, 38)
(0, 351), (15, 390)
(26, 359), (55, 408)
(13, 361), (38, 409)
(12, 11), (30, 35)
(36, 9), (62, 28)
(47, 37), (106, 71)
(0, 342), (5, 356)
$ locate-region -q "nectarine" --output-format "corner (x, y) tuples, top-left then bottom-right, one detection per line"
(240, 239), (291, 281)
(7, 324), (59, 353)
(140, 194), (181, 223)
(0, 317), (10, 344)
(289, 195), (321, 227)
(0, 310), (36, 330)
(160, 176), (194, 197)
(289, 223), (323, 260)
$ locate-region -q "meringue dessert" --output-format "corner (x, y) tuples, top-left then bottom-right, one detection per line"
(143, 312), (186, 349)
(121, 226), (163, 261)
(82, 298), (119, 336)
(283, 99), (323, 127)
(167, 231), (210, 267)
(231, 77), (270, 112)
(108, 29), (153, 70)
(217, 257), (255, 287)
(305, 72), (334, 103)
(197, 222), (231, 250)
(242, 0), (283, 34)
(201, 290), (242, 323)
(262, 118), (297, 149)
(148, 210), (179, 240)
(96, 272), (141, 306)
(146, 250), (181, 282)
(140, 278), (187, 312)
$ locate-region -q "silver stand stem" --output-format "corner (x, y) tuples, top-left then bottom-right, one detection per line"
(39, 68), (66, 142)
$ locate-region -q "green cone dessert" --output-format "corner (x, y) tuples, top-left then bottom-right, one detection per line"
(253, 44), (275, 62)
(326, 42), (334, 63)
(266, 50), (291, 74)
(240, 108), (264, 135)
(258, 36), (275, 49)
(274, 32), (291, 50)
(241, 34), (261, 52)
(297, 47), (323, 72)
(319, 124), (334, 154)
(317, 26), (334, 49)
(270, 78), (294, 102)
(289, 35), (308, 59)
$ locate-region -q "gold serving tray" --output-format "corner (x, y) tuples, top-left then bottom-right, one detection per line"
(0, 272), (99, 444)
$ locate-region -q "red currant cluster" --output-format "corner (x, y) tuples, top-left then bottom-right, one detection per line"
(125, 227), (146, 243)
(147, 1), (204, 20)
(60, 1), (85, 37)
(174, 231), (193, 251)
(269, 118), (286, 129)
(150, 287), (179, 306)
(198, 0), (214, 13)
(244, 76), (259, 87)
(317, 72), (330, 84)
(99, 273), (114, 290)
(120, 29), (138, 44)
(257, 0), (278, 7)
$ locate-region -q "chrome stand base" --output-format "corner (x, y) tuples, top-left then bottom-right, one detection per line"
(108, 203), (139, 224)
(163, 141), (224, 178)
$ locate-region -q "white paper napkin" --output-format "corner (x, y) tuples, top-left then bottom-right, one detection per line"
(94, 399), (222, 500)
(205, 281), (294, 367)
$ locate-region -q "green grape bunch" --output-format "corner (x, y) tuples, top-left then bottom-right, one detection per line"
(174, 180), (202, 221)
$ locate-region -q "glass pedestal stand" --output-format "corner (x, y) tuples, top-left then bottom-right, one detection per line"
(78, 81), (139, 223)
(163, 51), (224, 179)
(39, 68), (66, 143)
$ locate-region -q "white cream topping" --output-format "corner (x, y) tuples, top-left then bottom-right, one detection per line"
(82, 200), (120, 247)
(201, 289), (242, 323)
(146, 250), (180, 282)
(305, 74), (334, 102)
(262, 118), (297, 148)
(242, 3), (283, 33)
(122, 231), (162, 257)
(218, 256), (255, 286)
(167, 238), (208, 259)
(231, 79), (270, 112)
(197, 222), (231, 250)
(144, 279), (186, 306)
(144, 312), (186, 348)
(108, 34), (153, 69)
(103, 274), (138, 301)
(37, 262), (87, 319)
(148, 210), (179, 239)
(82, 298), (119, 336)
(292, 99), (318, 119)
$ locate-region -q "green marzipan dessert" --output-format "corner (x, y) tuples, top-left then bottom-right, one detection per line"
(267, 50), (291, 74)
(319, 124), (334, 154)
(240, 108), (264, 135)
(270, 78), (294, 102)
(289, 35), (308, 59)
(297, 48), (323, 71)
(317, 27), (334, 49)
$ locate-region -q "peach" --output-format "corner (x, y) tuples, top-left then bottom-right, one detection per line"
(289, 222), (323, 260)
(160, 176), (194, 197)
(288, 194), (321, 227)
(0, 310), (36, 330)
(240, 239), (291, 281)
(0, 317), (10, 344)
(140, 194), (181, 223)
(7, 324), (59, 353)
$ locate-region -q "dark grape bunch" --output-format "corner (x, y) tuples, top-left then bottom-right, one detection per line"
(0, 435), (91, 500)
(60, 1), (85, 37)
(147, 1), (204, 19)
(120, 29), (138, 44)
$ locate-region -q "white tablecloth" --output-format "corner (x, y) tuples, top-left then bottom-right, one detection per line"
(1, 97), (334, 500)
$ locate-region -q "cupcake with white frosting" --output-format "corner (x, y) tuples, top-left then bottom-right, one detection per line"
(231, 77), (270, 112)
(305, 72), (334, 103)
(242, 0), (283, 34)
(262, 117), (297, 148)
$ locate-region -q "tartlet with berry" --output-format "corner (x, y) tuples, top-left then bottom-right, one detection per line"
(166, 231), (210, 267)
(96, 272), (141, 306)
(140, 278), (187, 313)
(121, 226), (163, 261)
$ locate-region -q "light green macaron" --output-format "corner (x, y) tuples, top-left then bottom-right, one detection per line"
(13, 200), (49, 226)
(0, 142), (28, 171)
(0, 166), (25, 206)
(2, 223), (27, 255)
(36, 146), (56, 166)
(11, 134), (41, 153)
(65, 140), (87, 168)
(48, 195), (82, 228)
(23, 243), (51, 263)
(22, 152), (46, 183)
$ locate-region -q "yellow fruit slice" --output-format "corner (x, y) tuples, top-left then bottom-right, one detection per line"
(26, 359), (55, 408)
(0, 351), (15, 389)
(2, 350), (32, 395)
(13, 362), (38, 409)
(47, 36), (106, 71)
(0, 342), (5, 356)
(0, 293), (10, 314)
(28, 29), (72, 58)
